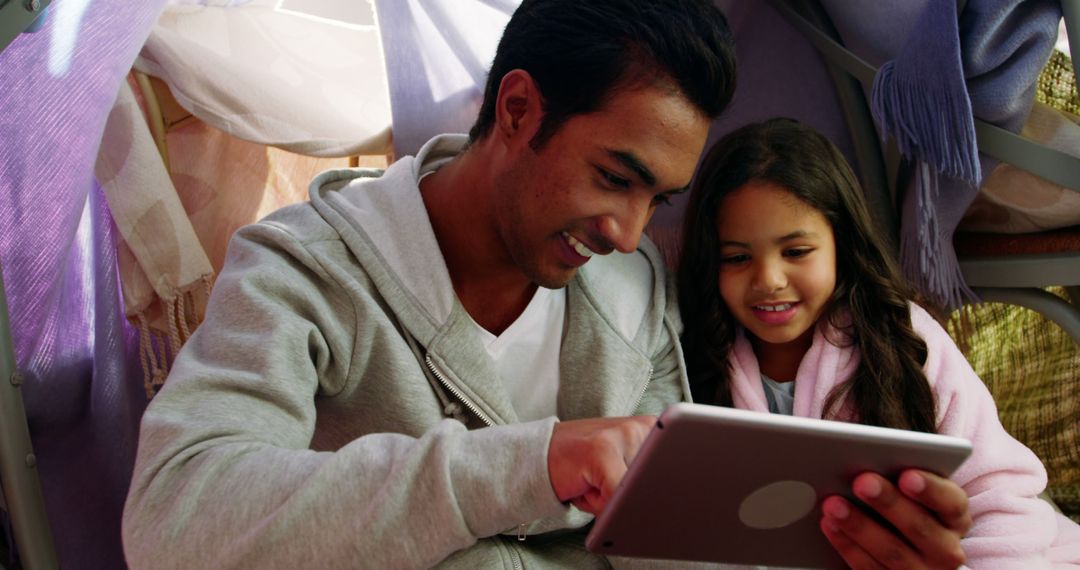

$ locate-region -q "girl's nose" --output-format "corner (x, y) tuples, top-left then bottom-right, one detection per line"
(751, 260), (787, 294)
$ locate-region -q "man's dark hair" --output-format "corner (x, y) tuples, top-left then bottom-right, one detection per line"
(467, 0), (737, 148)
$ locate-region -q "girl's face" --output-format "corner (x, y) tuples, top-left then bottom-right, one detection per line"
(715, 180), (837, 354)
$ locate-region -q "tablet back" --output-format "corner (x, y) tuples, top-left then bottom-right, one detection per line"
(585, 403), (972, 569)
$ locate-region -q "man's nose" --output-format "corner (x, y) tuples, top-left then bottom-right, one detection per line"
(597, 197), (653, 254)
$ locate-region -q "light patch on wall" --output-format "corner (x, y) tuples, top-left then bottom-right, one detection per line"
(48, 0), (93, 77)
(410, 0), (512, 106)
(276, 0), (377, 30)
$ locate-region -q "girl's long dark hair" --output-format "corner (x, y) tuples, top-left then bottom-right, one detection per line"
(678, 118), (936, 433)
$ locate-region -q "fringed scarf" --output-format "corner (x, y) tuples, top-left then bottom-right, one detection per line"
(870, 0), (1061, 310)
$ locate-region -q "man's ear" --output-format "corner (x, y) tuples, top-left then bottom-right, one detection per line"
(494, 69), (542, 143)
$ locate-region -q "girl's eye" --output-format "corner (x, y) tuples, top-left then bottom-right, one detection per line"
(599, 169), (631, 189)
(652, 193), (673, 206)
(784, 248), (813, 258)
(719, 254), (749, 265)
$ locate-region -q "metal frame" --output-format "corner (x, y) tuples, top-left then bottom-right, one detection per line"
(0, 268), (57, 569)
(132, 70), (172, 173)
(0, 0), (52, 54)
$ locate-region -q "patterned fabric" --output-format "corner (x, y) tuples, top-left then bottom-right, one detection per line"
(958, 24), (1080, 235)
(959, 101), (1080, 234)
(1037, 49), (1080, 116)
(948, 293), (1080, 524)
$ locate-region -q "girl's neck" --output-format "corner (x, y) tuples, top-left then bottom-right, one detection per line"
(750, 326), (816, 382)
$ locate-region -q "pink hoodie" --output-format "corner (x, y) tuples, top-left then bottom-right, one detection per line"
(726, 303), (1080, 568)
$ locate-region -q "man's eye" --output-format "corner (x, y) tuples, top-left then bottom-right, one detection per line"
(599, 169), (631, 189)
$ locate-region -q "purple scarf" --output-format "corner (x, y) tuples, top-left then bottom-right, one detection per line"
(871, 0), (1060, 309)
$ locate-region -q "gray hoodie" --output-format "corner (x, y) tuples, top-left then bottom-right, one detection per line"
(122, 135), (690, 569)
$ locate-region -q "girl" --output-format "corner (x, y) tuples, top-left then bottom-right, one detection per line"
(677, 118), (1079, 566)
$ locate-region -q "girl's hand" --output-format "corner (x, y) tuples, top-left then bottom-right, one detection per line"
(820, 470), (971, 569)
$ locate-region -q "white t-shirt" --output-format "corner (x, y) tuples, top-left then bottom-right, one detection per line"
(473, 286), (566, 422)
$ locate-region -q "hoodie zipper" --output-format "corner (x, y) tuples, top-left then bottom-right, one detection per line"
(425, 354), (495, 427)
(425, 355), (526, 567)
(630, 365), (654, 414)
(509, 541), (523, 570)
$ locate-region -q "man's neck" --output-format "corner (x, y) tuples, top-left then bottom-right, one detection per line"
(421, 148), (535, 335)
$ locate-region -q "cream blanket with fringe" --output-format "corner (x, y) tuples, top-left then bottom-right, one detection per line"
(96, 78), (213, 398)
(95, 74), (360, 398)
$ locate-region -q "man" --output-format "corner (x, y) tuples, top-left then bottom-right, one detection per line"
(122, 1), (971, 567)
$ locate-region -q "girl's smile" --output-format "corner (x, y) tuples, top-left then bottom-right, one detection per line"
(750, 301), (800, 325)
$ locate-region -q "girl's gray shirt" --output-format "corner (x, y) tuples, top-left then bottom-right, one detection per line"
(121, 134), (690, 569)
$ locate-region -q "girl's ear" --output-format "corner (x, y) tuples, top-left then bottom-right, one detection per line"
(494, 69), (543, 145)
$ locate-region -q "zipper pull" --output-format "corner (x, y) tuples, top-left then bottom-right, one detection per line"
(517, 523), (527, 541)
(443, 402), (464, 422)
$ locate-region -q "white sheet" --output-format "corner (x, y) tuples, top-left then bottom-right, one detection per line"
(135, 1), (391, 157)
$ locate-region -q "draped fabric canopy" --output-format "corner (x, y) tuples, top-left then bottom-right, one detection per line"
(374, 0), (517, 159)
(0, 1), (168, 567)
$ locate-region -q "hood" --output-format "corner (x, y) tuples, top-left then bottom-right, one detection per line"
(308, 134), (466, 345)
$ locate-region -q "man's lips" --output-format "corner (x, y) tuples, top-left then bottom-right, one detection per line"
(562, 232), (596, 258)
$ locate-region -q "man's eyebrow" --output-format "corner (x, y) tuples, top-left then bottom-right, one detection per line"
(607, 150), (656, 187)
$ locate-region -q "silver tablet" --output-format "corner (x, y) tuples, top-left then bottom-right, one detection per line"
(585, 402), (972, 569)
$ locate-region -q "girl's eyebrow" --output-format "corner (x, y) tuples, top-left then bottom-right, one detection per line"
(718, 231), (818, 249)
(775, 230), (816, 243)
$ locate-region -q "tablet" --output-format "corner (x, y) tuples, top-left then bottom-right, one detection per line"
(585, 402), (972, 568)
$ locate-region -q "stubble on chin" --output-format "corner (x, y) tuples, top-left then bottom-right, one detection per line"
(522, 255), (577, 290)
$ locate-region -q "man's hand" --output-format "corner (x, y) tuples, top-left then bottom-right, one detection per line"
(547, 416), (656, 515)
(820, 469), (972, 569)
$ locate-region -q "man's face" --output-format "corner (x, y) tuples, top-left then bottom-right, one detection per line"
(492, 85), (710, 289)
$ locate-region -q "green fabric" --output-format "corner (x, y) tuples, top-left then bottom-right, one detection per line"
(1036, 50), (1080, 117)
(947, 289), (1080, 524)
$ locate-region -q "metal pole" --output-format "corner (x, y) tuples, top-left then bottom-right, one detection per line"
(0, 264), (58, 569)
(1062, 0), (1080, 86)
(0, 0), (53, 54)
